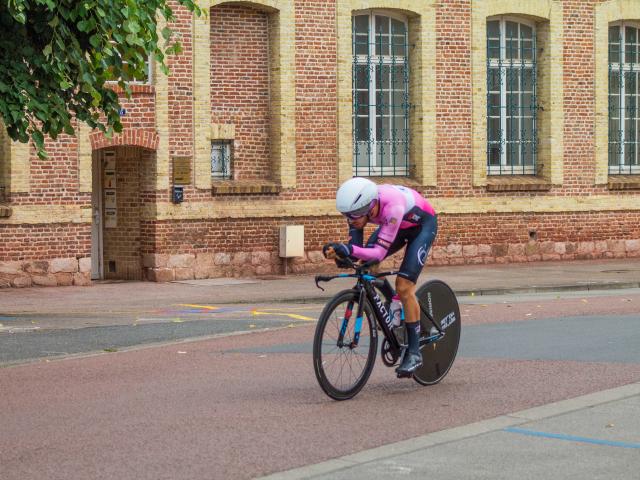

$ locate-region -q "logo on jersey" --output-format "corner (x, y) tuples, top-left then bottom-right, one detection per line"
(376, 238), (392, 249)
(417, 246), (428, 266)
(388, 217), (398, 225)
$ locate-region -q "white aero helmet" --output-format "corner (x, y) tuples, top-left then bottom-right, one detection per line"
(336, 177), (378, 218)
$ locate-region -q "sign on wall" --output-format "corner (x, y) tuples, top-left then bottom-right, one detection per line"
(103, 151), (117, 229)
(173, 156), (192, 185)
(104, 208), (117, 228)
(104, 189), (117, 209)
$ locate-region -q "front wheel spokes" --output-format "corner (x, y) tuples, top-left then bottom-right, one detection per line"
(313, 291), (378, 400)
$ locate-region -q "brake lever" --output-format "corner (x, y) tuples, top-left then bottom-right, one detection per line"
(315, 275), (333, 291)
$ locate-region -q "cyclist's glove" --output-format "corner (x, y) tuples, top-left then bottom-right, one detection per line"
(323, 242), (352, 259)
(334, 257), (351, 269)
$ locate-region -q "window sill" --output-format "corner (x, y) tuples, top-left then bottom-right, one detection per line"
(485, 175), (552, 192)
(0, 205), (12, 218)
(211, 180), (282, 195)
(607, 175), (640, 190)
(366, 176), (424, 188)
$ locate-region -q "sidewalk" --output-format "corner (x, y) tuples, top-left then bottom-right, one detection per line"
(1, 258), (639, 315)
(261, 382), (640, 480)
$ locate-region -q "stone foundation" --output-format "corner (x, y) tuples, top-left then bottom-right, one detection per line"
(0, 257), (92, 288)
(2, 239), (639, 288)
(141, 238), (640, 282)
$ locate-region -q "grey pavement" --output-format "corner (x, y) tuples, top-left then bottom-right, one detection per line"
(261, 382), (640, 480)
(0, 258), (639, 316)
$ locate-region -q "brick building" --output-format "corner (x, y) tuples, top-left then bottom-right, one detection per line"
(1, 0), (640, 288)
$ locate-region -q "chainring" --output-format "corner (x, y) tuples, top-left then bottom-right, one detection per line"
(380, 338), (400, 367)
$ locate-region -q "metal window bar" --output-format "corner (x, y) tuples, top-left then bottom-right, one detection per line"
(353, 14), (410, 177)
(609, 24), (640, 175)
(211, 141), (232, 179)
(487, 19), (538, 175)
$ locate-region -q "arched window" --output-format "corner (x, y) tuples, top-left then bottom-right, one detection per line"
(352, 11), (409, 176)
(609, 22), (640, 174)
(487, 17), (537, 175)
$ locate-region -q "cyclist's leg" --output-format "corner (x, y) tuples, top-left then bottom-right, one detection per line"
(366, 227), (408, 301)
(395, 214), (438, 319)
(395, 215), (438, 376)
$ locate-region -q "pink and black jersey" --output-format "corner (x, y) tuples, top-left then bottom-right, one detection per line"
(350, 185), (436, 262)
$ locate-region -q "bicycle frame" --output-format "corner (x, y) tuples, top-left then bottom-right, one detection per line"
(315, 260), (446, 357)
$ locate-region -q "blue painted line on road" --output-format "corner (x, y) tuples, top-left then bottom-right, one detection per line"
(504, 427), (640, 449)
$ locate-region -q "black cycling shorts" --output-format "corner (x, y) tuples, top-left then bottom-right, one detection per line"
(349, 213), (438, 284)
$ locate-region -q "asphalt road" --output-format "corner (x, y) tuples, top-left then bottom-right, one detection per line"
(1, 290), (639, 479)
(2, 288), (639, 365)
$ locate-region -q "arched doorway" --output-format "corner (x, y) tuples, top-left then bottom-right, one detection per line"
(91, 146), (149, 280)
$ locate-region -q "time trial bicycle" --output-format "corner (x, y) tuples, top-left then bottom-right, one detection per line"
(312, 258), (461, 400)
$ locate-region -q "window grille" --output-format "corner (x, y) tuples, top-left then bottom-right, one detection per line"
(486, 18), (538, 175)
(211, 141), (232, 179)
(353, 12), (409, 176)
(609, 23), (640, 174)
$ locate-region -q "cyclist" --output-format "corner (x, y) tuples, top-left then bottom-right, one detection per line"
(323, 177), (438, 378)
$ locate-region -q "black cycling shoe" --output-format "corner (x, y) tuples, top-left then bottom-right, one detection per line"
(395, 351), (423, 378)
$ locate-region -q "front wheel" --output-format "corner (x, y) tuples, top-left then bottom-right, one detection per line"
(313, 290), (378, 400)
(412, 280), (461, 386)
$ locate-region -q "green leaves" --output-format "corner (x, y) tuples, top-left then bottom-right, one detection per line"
(0, 0), (201, 158)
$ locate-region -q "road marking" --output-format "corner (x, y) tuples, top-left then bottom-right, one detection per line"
(177, 304), (220, 311)
(0, 326), (40, 333)
(504, 427), (640, 449)
(251, 309), (314, 321)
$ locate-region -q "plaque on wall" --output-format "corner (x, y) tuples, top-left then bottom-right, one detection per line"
(104, 189), (117, 209)
(104, 169), (116, 189)
(173, 156), (192, 185)
(104, 208), (117, 228)
(103, 154), (116, 171)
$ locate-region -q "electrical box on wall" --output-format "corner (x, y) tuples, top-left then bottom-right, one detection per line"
(279, 225), (304, 258)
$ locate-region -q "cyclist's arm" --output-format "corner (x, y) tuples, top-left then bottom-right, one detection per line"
(351, 206), (402, 261)
(348, 224), (364, 247)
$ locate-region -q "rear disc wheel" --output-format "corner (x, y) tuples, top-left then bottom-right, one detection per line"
(412, 280), (461, 386)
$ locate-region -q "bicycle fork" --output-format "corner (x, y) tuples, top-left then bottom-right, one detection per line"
(337, 289), (366, 349)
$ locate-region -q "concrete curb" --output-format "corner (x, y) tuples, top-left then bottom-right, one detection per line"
(271, 281), (640, 304)
(455, 281), (640, 297)
(258, 381), (640, 480)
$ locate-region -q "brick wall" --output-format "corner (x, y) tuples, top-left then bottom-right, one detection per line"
(0, 223), (91, 287)
(210, 4), (271, 181)
(292, 0), (338, 199)
(0, 224), (90, 261)
(2, 0), (640, 288)
(169, 4), (194, 159)
(435, 0), (473, 196)
(563, 0), (597, 190)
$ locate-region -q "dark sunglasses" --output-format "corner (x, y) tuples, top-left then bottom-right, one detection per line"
(343, 204), (371, 220)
